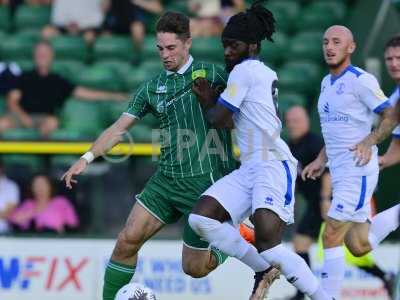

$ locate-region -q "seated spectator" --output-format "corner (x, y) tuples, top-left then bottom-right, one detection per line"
(9, 173), (78, 233)
(0, 158), (20, 234)
(42, 0), (104, 45)
(189, 0), (223, 37)
(219, 0), (245, 25)
(24, 0), (52, 5)
(0, 41), (126, 137)
(102, 0), (163, 51)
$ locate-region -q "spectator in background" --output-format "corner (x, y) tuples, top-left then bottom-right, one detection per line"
(189, 0), (223, 37)
(220, 0), (245, 25)
(0, 41), (127, 137)
(102, 0), (163, 51)
(9, 173), (78, 233)
(41, 0), (104, 45)
(0, 158), (20, 234)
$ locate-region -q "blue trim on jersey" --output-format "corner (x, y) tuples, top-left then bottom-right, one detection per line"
(217, 96), (240, 113)
(347, 65), (363, 77)
(330, 65), (363, 85)
(355, 176), (367, 211)
(392, 134), (400, 139)
(373, 100), (391, 114)
(282, 161), (293, 206)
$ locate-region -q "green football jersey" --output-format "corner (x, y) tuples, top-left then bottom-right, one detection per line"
(126, 57), (236, 178)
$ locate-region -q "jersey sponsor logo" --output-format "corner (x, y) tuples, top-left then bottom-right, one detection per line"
(320, 103), (350, 123)
(374, 89), (387, 100)
(336, 82), (345, 95)
(191, 69), (207, 81)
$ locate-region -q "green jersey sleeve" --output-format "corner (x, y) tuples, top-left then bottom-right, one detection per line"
(125, 83), (150, 119)
(211, 64), (228, 88)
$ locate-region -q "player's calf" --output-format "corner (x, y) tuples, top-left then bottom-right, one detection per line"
(182, 246), (217, 278)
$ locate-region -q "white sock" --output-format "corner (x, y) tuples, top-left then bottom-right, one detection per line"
(259, 244), (328, 298)
(368, 204), (400, 249)
(321, 247), (344, 299)
(188, 214), (270, 272)
(310, 284), (333, 300)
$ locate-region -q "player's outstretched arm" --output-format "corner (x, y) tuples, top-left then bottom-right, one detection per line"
(350, 106), (398, 166)
(301, 146), (328, 181)
(61, 114), (137, 189)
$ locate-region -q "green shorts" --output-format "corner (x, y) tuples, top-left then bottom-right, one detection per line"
(136, 170), (222, 250)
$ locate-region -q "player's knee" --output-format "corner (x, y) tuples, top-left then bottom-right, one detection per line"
(117, 227), (144, 250)
(182, 260), (208, 278)
(188, 213), (219, 237)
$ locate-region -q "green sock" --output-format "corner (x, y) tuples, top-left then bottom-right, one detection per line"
(103, 260), (136, 300)
(211, 247), (229, 266)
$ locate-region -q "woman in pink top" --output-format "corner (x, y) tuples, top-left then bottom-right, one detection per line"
(9, 174), (79, 233)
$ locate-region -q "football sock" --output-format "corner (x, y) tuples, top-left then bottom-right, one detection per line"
(321, 247), (345, 299)
(259, 244), (330, 299)
(368, 204), (400, 249)
(103, 260), (135, 300)
(189, 214), (270, 271)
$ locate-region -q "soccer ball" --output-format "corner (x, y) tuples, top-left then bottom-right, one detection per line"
(115, 282), (157, 300)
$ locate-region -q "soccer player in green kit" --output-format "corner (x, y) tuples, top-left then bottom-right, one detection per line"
(62, 11), (239, 300)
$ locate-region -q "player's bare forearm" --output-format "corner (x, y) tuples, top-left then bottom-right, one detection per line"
(317, 146), (328, 163)
(381, 138), (400, 168)
(203, 105), (233, 128)
(89, 114), (136, 158)
(360, 107), (398, 147)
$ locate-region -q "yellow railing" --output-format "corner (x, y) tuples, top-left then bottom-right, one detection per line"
(0, 141), (240, 156)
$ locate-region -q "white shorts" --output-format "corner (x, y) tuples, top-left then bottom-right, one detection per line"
(328, 173), (378, 222)
(202, 160), (296, 225)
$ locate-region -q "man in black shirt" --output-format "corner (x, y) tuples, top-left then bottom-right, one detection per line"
(286, 106), (395, 300)
(0, 41), (126, 137)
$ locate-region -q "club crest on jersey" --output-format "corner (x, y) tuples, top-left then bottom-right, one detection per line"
(336, 82), (345, 95)
(191, 69), (207, 80)
(156, 85), (167, 94)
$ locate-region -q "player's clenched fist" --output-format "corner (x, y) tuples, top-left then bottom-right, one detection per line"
(61, 158), (88, 189)
(192, 78), (219, 106)
(301, 158), (326, 181)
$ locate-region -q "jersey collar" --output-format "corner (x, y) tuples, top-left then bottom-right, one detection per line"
(330, 64), (352, 85)
(165, 55), (193, 76)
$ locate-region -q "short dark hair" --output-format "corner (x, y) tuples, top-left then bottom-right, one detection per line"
(385, 35), (400, 50)
(155, 11), (191, 40)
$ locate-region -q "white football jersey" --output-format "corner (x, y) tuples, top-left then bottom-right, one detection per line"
(218, 59), (297, 164)
(318, 65), (389, 178)
(388, 87), (400, 138)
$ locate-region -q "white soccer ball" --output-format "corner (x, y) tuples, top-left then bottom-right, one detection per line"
(115, 282), (157, 300)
